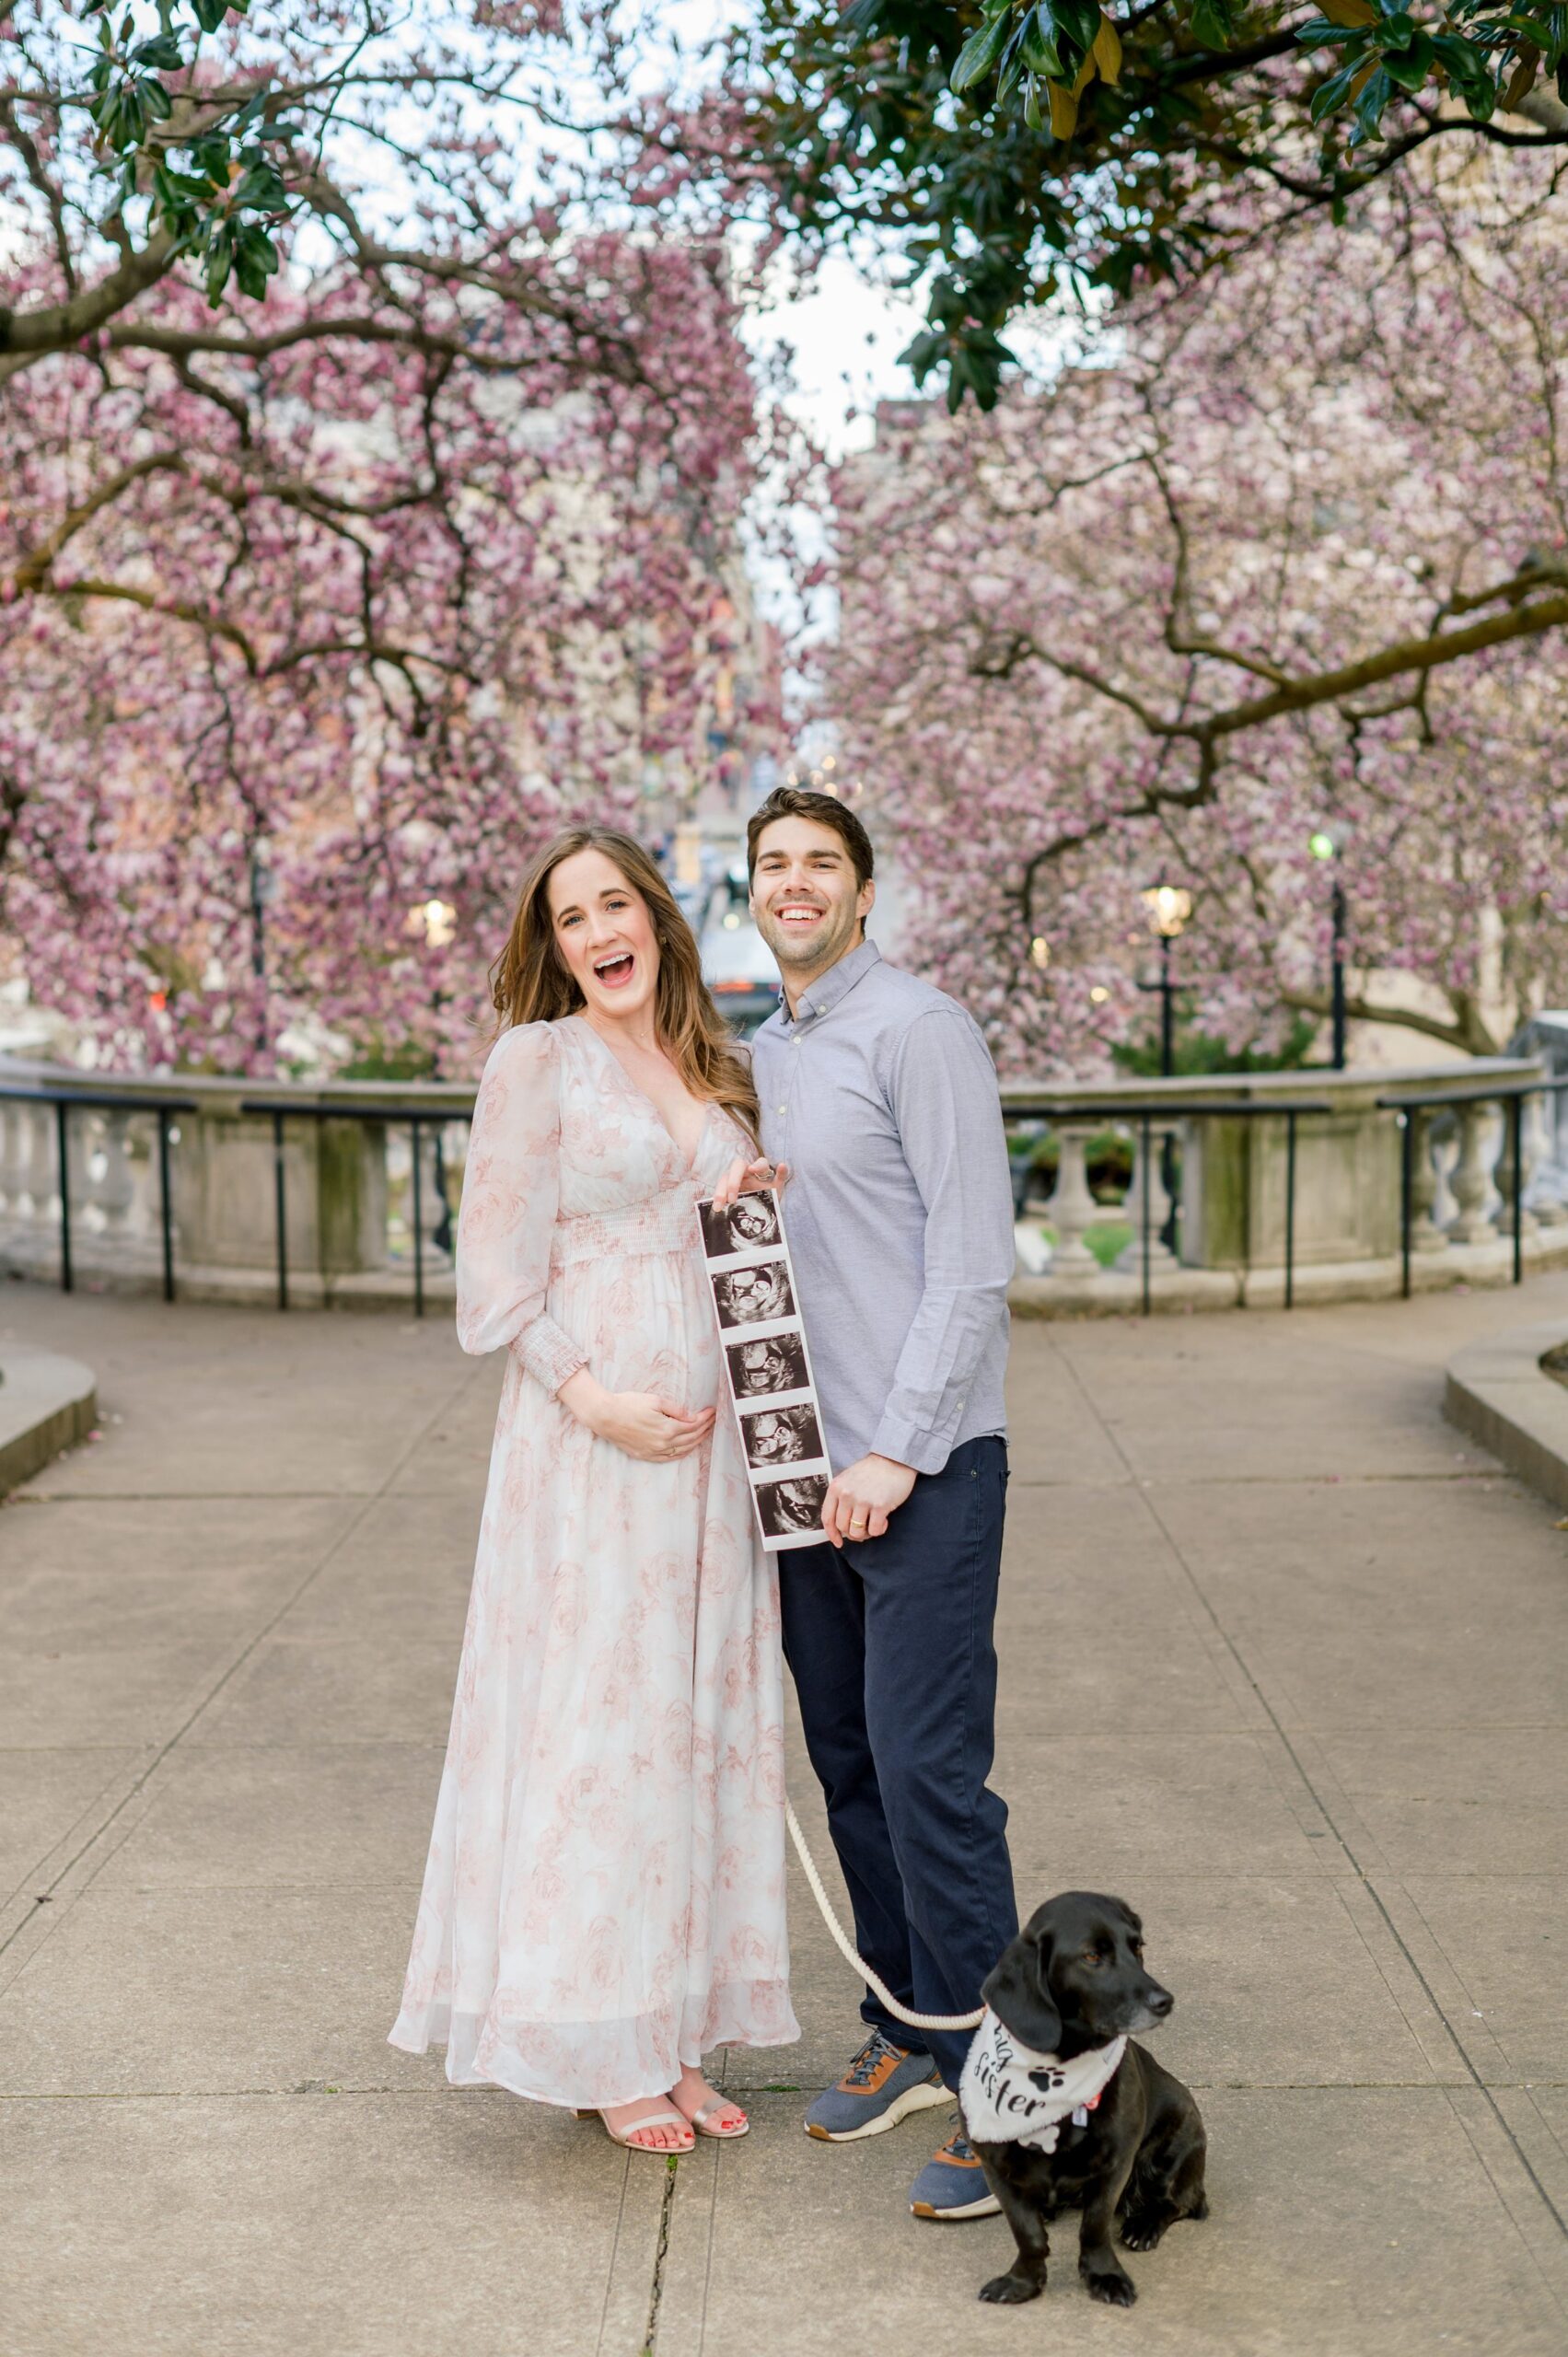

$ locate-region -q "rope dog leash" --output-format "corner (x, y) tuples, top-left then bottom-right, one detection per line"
(784, 1794), (985, 2035)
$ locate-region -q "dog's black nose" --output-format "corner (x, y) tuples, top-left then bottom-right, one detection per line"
(1144, 1985), (1174, 2018)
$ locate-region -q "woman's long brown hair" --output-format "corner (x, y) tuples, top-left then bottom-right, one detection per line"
(489, 828), (761, 1150)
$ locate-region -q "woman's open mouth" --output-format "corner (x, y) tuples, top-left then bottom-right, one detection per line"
(593, 951), (636, 989)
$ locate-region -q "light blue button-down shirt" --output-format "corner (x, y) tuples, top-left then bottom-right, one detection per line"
(751, 938), (1015, 1478)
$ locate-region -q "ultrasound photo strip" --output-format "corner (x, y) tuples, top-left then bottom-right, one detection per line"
(695, 1185), (831, 1553)
(739, 1400), (824, 1471)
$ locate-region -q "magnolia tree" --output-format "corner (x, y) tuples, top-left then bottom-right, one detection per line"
(829, 146), (1568, 1074)
(0, 1), (781, 1073)
(728, 1), (1568, 411)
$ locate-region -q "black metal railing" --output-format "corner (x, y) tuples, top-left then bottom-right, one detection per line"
(0, 1075), (474, 1315)
(237, 1097), (474, 1315)
(6, 1071), (1564, 1320)
(1002, 1097), (1336, 1313)
(1377, 1074), (1568, 1297)
(0, 1079), (196, 1302)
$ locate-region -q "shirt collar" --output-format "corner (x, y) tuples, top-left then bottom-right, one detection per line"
(780, 936), (882, 1031)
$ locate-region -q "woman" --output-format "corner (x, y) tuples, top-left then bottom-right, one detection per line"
(389, 829), (799, 2154)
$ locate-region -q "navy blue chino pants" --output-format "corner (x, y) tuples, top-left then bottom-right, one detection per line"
(778, 1434), (1017, 2089)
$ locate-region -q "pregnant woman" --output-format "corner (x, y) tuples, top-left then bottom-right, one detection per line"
(389, 829), (798, 2154)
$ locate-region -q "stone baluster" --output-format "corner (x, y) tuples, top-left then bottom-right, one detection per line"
(411, 1121), (453, 1267)
(1428, 1117), (1459, 1233)
(95, 1109), (137, 1237)
(1524, 1093), (1567, 1226)
(77, 1110), (104, 1231)
(1409, 1109), (1450, 1253)
(430, 1121), (458, 1258)
(0, 1099), (20, 1218)
(1492, 1100), (1538, 1242)
(1048, 1124), (1100, 1278)
(1446, 1100), (1501, 1245)
(1117, 1123), (1179, 1275)
(21, 1100), (55, 1225)
(383, 1126), (412, 1268)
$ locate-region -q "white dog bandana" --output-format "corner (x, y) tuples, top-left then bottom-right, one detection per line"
(959, 2008), (1127, 2154)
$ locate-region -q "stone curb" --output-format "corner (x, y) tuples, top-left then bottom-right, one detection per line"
(1444, 1320), (1568, 1513)
(0, 1344), (98, 1495)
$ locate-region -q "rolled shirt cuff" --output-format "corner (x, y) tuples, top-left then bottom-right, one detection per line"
(869, 1413), (959, 1480)
(516, 1315), (589, 1398)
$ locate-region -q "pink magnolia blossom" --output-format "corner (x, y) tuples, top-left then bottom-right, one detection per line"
(830, 148), (1568, 1074)
(0, 4), (793, 1076)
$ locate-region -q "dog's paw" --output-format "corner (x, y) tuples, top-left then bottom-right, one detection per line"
(979, 2273), (1044, 2305)
(1084, 2267), (1137, 2307)
(1120, 2215), (1166, 2253)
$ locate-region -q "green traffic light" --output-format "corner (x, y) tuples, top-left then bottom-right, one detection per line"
(1308, 831), (1335, 861)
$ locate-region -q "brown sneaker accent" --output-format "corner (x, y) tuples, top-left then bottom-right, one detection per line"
(835, 2044), (907, 2096)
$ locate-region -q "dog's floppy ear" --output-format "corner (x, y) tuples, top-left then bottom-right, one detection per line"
(981, 1926), (1062, 2055)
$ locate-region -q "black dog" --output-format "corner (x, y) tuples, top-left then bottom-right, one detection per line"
(962, 1892), (1207, 2308)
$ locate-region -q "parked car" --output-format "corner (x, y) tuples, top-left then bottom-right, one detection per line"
(700, 862), (781, 1038)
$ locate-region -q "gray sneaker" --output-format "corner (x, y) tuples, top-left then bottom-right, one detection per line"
(804, 2029), (950, 2142)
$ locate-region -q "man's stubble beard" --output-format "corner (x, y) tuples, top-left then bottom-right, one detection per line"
(756, 898), (862, 981)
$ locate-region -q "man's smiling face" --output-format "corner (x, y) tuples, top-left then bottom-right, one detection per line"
(750, 814), (875, 985)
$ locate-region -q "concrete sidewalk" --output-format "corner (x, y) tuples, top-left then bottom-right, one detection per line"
(1, 1276), (1565, 2357)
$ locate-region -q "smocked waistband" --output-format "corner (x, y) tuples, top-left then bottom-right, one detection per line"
(550, 1188), (703, 1271)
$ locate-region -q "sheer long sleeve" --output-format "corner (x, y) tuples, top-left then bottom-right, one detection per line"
(455, 1024), (588, 1394)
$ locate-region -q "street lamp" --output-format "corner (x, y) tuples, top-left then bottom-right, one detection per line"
(407, 899), (458, 950)
(1308, 828), (1348, 1071)
(1138, 885), (1192, 1078)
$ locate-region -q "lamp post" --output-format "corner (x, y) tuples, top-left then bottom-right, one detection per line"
(1138, 884), (1192, 1077)
(1308, 830), (1349, 1071)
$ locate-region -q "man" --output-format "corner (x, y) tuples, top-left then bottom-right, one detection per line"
(714, 784), (1018, 2222)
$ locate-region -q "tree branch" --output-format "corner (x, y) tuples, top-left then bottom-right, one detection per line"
(1280, 984), (1500, 1056)
(1199, 580), (1568, 746)
(6, 452), (188, 594)
(0, 228), (180, 374)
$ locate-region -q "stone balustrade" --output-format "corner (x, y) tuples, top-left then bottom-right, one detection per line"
(0, 1060), (475, 1310)
(1001, 1058), (1568, 1314)
(3, 1051), (1566, 1315)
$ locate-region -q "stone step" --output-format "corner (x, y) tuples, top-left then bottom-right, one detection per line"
(0, 1342), (97, 1494)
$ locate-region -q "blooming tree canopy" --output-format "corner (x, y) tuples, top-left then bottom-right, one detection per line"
(0, 1), (778, 1072)
(730, 0), (1568, 409)
(830, 146), (1568, 1072)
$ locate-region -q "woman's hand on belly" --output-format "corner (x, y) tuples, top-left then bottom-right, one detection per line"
(556, 1370), (716, 1463)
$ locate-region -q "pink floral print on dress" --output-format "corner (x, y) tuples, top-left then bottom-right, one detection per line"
(389, 1016), (798, 2108)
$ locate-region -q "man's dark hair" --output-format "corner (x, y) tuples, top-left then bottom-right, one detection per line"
(746, 785), (875, 890)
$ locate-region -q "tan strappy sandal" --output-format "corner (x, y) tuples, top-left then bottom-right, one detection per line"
(576, 2106), (695, 2155)
(681, 2096), (749, 2141)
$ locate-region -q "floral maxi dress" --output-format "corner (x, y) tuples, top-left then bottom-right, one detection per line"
(389, 1016), (799, 2107)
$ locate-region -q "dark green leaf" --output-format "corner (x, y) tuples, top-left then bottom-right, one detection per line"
(1054, 0), (1100, 53)
(1348, 61), (1392, 137)
(133, 34), (184, 68)
(190, 0), (231, 30)
(950, 9), (1014, 92)
(1309, 58), (1363, 115)
(1021, 7), (1064, 75)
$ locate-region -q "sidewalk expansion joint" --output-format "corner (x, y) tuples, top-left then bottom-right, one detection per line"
(640, 2156), (679, 2357)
